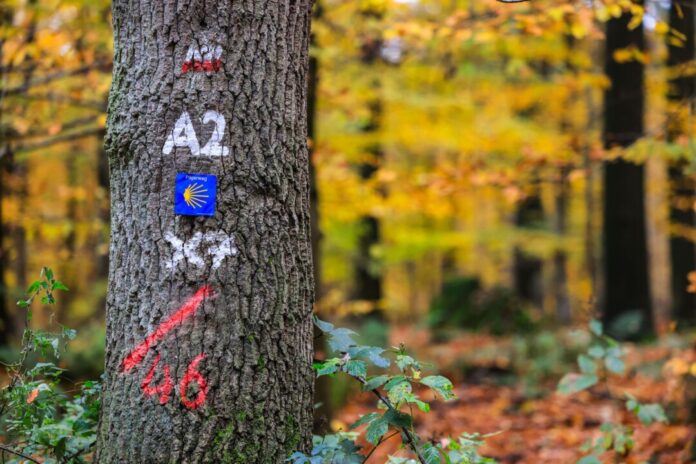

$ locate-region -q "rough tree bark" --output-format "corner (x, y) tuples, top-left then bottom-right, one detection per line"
(96, 1), (315, 462)
(602, 2), (653, 336)
(667, 0), (696, 327)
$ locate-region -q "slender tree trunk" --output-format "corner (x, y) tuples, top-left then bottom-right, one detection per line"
(0, 156), (11, 345)
(553, 164), (572, 325)
(96, 2), (315, 462)
(354, 6), (384, 313)
(513, 181), (544, 310)
(602, 2), (653, 336)
(667, 0), (696, 327)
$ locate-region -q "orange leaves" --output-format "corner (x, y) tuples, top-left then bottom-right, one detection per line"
(687, 271), (696, 293)
(26, 388), (39, 404)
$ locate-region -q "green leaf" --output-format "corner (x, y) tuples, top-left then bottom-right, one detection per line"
(316, 359), (340, 377)
(350, 412), (379, 429)
(327, 328), (357, 352)
(421, 443), (442, 464)
(384, 375), (408, 391)
(26, 281), (42, 295)
(420, 375), (456, 401)
(578, 355), (596, 375)
(577, 454), (602, 464)
(396, 354), (418, 372)
(414, 399), (430, 412)
(388, 381), (412, 405)
(365, 416), (389, 444)
(314, 317), (334, 333)
(363, 375), (389, 391)
(344, 360), (367, 378)
(557, 373), (598, 395)
(349, 346), (390, 368)
(589, 320), (603, 336)
(51, 281), (70, 292)
(604, 356), (625, 374)
(588, 345), (605, 359)
(43, 267), (54, 282)
(384, 409), (412, 429)
(636, 404), (667, 425)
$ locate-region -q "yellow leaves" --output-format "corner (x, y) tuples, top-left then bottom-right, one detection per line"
(612, 46), (647, 64)
(654, 21), (670, 36)
(664, 356), (696, 377)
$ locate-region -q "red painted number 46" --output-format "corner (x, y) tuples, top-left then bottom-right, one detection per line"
(121, 287), (213, 409)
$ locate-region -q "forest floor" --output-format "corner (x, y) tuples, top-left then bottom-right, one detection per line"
(334, 326), (696, 463)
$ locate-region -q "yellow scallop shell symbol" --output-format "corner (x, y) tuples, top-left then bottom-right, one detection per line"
(182, 183), (208, 209)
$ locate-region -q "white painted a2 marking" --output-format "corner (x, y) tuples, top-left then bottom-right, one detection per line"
(162, 110), (229, 157)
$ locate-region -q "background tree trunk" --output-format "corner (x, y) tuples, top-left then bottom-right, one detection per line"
(667, 0), (696, 327)
(602, 2), (653, 336)
(513, 181), (544, 311)
(353, 5), (385, 315)
(96, 1), (315, 462)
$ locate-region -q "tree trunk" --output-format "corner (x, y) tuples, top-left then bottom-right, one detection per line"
(602, 2), (653, 336)
(353, 5), (385, 313)
(96, 2), (315, 462)
(0, 155), (12, 345)
(513, 182), (544, 310)
(553, 165), (572, 325)
(667, 0), (696, 327)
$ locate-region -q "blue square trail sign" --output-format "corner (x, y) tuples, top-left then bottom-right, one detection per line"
(174, 172), (217, 217)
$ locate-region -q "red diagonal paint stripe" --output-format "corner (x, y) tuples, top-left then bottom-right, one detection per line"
(121, 286), (214, 372)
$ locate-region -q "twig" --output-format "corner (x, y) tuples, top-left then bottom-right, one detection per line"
(2, 63), (111, 96)
(0, 444), (41, 464)
(363, 431), (399, 463)
(1, 127), (105, 155)
(351, 374), (428, 464)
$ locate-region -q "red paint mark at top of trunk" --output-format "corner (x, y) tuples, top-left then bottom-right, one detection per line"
(182, 59), (222, 73)
(121, 285), (214, 372)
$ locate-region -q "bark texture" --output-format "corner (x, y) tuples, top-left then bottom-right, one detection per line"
(96, 1), (315, 462)
(602, 3), (653, 336)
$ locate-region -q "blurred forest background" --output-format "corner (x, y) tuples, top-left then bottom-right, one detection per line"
(0, 0), (695, 462)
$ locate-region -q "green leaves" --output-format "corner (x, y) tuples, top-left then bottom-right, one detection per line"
(577, 354), (596, 375)
(350, 412), (379, 430)
(344, 360), (367, 378)
(307, 318), (468, 462)
(421, 443), (443, 464)
(420, 375), (456, 401)
(625, 395), (667, 426)
(365, 416), (389, 444)
(363, 375), (389, 391)
(557, 373), (598, 395)
(558, 320), (626, 395)
(604, 355), (625, 375)
(17, 267), (68, 310)
(314, 317), (391, 369)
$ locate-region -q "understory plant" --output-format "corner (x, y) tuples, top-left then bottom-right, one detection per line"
(558, 320), (667, 464)
(288, 317), (497, 464)
(0, 268), (101, 464)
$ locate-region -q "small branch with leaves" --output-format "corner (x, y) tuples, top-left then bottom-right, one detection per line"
(289, 317), (496, 464)
(0, 267), (101, 464)
(557, 320), (668, 463)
